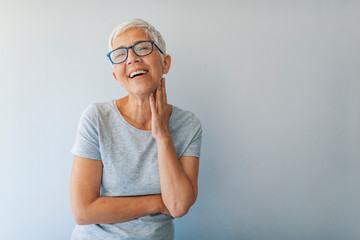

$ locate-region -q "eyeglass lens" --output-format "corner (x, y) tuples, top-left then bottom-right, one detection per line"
(110, 41), (153, 64)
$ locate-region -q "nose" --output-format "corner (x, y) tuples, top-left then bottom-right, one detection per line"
(126, 47), (140, 64)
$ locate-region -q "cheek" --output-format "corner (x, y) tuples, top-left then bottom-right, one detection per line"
(113, 66), (126, 78)
(113, 68), (126, 85)
(153, 66), (163, 79)
(156, 60), (166, 75)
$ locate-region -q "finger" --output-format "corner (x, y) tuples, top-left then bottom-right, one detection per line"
(162, 78), (167, 104)
(149, 93), (156, 114)
(156, 78), (163, 107)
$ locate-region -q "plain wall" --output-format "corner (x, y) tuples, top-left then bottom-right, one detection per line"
(1, 0), (359, 239)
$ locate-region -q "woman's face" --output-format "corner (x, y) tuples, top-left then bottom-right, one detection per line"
(111, 28), (171, 98)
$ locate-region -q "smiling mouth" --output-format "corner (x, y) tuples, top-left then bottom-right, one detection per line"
(129, 70), (148, 79)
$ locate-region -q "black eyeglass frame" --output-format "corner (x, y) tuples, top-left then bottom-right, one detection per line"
(107, 40), (164, 64)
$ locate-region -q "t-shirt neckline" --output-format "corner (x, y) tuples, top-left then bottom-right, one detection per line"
(112, 99), (175, 133)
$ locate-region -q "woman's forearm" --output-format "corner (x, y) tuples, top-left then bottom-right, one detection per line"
(156, 137), (196, 218)
(70, 156), (170, 225)
(149, 78), (197, 217)
(72, 194), (167, 225)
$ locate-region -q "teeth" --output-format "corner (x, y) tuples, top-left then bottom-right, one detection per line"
(130, 70), (147, 78)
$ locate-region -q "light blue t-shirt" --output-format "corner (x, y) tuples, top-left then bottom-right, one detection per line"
(71, 99), (202, 240)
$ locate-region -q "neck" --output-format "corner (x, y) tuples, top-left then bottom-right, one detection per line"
(117, 95), (152, 130)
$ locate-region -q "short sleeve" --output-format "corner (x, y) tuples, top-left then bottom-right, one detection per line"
(71, 104), (102, 160)
(182, 116), (202, 158)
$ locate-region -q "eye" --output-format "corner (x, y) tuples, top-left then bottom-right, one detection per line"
(115, 52), (126, 58)
(112, 49), (127, 60)
(136, 46), (150, 52)
(138, 46), (150, 51)
(134, 42), (152, 53)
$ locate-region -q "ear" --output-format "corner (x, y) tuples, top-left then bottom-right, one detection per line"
(113, 72), (123, 86)
(162, 54), (171, 74)
(112, 72), (117, 80)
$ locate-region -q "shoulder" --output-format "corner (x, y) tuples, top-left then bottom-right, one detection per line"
(81, 100), (115, 118)
(170, 106), (202, 157)
(172, 105), (201, 123)
(170, 105), (202, 130)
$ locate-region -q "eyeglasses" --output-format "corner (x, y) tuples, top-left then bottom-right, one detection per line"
(107, 40), (164, 64)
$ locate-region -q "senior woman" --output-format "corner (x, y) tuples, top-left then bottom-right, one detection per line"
(69, 18), (202, 239)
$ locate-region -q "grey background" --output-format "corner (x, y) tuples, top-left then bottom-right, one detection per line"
(1, 0), (359, 239)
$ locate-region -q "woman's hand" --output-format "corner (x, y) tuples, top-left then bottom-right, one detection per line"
(149, 78), (172, 141)
(149, 78), (199, 218)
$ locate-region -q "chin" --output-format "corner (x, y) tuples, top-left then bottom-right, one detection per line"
(131, 88), (153, 97)
(127, 81), (157, 96)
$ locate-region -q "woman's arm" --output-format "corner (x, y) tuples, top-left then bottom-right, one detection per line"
(69, 155), (169, 225)
(149, 78), (199, 218)
(157, 141), (199, 218)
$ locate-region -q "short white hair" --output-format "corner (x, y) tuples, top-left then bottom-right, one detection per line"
(108, 18), (166, 54)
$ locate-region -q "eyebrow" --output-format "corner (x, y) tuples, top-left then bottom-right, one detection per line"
(113, 40), (151, 50)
